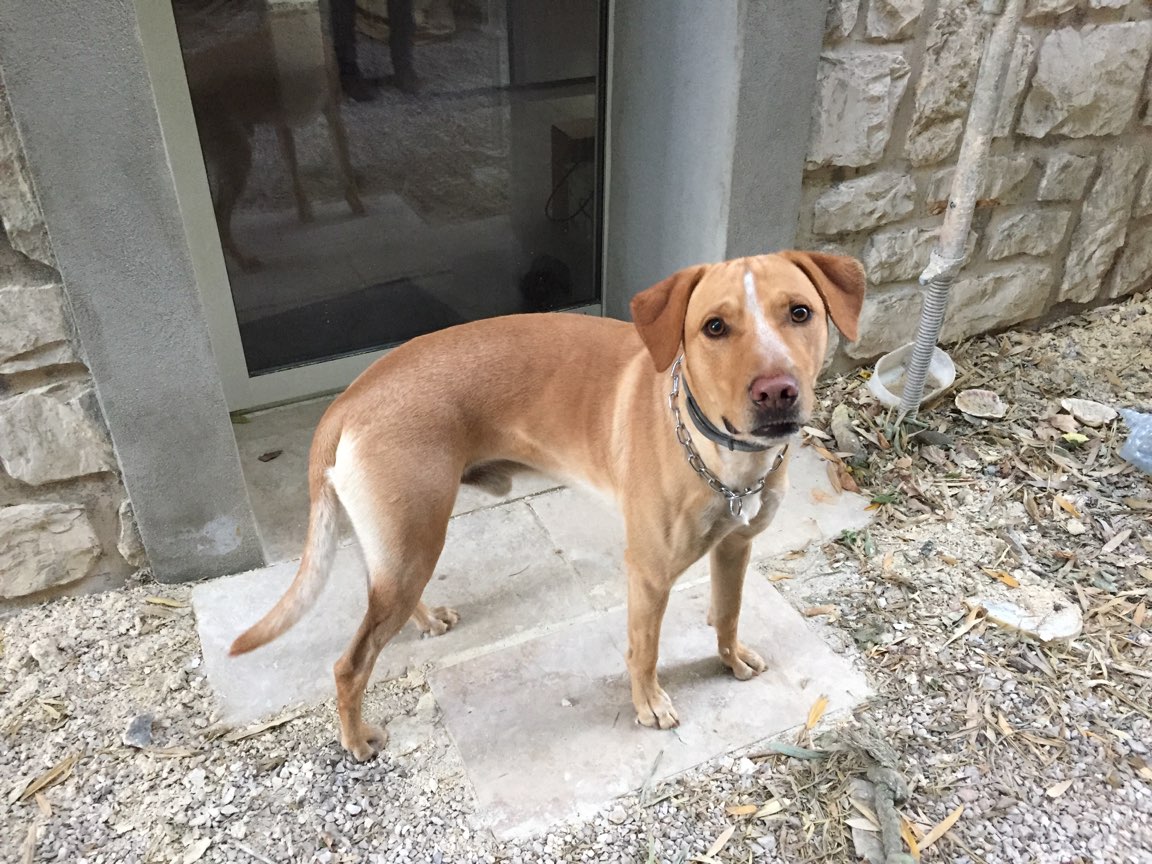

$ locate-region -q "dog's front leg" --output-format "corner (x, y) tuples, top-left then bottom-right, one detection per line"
(625, 549), (679, 729)
(709, 534), (767, 680)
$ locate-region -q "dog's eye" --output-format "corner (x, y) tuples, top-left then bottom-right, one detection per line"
(703, 317), (727, 337)
(790, 305), (812, 324)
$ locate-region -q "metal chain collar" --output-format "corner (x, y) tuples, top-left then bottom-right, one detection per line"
(668, 356), (787, 518)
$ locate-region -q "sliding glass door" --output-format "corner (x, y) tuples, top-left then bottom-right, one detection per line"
(167, 0), (604, 407)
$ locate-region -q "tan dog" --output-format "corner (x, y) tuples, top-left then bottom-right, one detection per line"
(231, 252), (866, 760)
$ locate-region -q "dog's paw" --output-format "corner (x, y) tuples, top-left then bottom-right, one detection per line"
(720, 642), (766, 681)
(419, 605), (460, 638)
(341, 722), (388, 762)
(634, 687), (680, 730)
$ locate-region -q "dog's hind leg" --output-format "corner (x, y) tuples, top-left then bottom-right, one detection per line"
(329, 441), (456, 760)
(332, 509), (451, 760)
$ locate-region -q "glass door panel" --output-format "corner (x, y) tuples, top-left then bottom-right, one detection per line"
(171, 0), (602, 379)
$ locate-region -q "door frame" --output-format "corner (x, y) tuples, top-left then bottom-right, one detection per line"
(141, 0), (608, 412)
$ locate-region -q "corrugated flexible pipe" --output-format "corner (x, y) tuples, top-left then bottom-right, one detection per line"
(899, 0), (1025, 415)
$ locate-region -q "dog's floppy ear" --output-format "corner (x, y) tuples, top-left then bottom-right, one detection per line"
(630, 264), (708, 372)
(780, 251), (867, 342)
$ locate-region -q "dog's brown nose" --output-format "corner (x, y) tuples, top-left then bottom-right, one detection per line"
(750, 374), (799, 411)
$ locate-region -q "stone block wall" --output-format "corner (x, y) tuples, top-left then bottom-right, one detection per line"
(803, 0), (1152, 363)
(0, 79), (146, 605)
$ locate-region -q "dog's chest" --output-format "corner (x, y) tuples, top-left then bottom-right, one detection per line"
(695, 486), (782, 541)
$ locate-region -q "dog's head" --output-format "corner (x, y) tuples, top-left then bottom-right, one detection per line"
(630, 252), (866, 444)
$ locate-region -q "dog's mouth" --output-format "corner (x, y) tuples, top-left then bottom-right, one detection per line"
(749, 420), (801, 440)
(723, 417), (802, 442)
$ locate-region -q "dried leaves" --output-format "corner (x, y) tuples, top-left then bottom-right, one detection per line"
(9, 754), (78, 804)
(220, 707), (306, 744)
(917, 804), (963, 851)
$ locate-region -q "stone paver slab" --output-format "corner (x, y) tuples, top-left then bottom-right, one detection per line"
(429, 578), (869, 837)
(194, 500), (592, 723)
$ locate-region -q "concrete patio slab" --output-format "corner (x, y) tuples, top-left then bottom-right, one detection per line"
(429, 578), (870, 838)
(194, 499), (594, 722)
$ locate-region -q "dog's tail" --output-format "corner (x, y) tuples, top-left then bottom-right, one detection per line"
(229, 422), (342, 657)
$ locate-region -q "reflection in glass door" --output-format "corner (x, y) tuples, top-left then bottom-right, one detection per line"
(171, 0), (603, 378)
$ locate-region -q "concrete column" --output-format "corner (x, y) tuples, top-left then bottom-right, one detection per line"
(0, 0), (264, 582)
(726, 0), (827, 260)
(603, 0), (825, 317)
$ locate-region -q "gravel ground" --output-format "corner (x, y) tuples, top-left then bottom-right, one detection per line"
(3, 293), (1152, 864)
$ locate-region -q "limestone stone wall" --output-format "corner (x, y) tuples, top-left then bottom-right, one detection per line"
(803, 0), (1152, 363)
(0, 80), (145, 605)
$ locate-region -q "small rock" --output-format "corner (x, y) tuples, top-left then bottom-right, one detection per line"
(831, 404), (865, 462)
(735, 757), (758, 776)
(123, 713), (154, 749)
(606, 806), (627, 825)
(9, 673), (42, 705)
(956, 389), (1007, 420)
(1065, 519), (1087, 536)
(386, 699), (438, 757)
(1060, 398), (1117, 428)
(117, 500), (148, 569)
(850, 823), (885, 863)
(971, 589), (1083, 642)
(29, 638), (64, 672)
(401, 668), (427, 689)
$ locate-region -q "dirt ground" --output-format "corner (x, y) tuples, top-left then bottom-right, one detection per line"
(2, 292), (1151, 864)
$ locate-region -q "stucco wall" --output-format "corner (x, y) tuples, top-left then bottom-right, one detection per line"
(0, 79), (145, 605)
(802, 0), (1152, 364)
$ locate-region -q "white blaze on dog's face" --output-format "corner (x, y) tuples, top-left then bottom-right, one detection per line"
(631, 252), (866, 445)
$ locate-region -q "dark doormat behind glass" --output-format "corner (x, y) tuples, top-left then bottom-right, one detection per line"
(239, 279), (463, 375)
